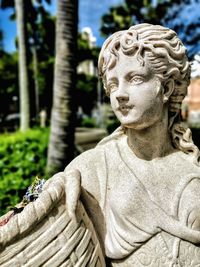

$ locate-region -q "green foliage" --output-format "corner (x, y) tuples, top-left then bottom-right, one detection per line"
(0, 0), (99, 126)
(0, 128), (49, 216)
(0, 0), (14, 10)
(28, 5), (56, 115)
(76, 74), (98, 115)
(81, 117), (97, 128)
(100, 0), (199, 59)
(0, 51), (18, 117)
(0, 51), (18, 94)
(77, 33), (100, 65)
(100, 0), (184, 36)
(100, 5), (132, 36)
(106, 119), (120, 134)
(0, 1), (55, 118)
(0, 28), (3, 50)
(164, 2), (200, 59)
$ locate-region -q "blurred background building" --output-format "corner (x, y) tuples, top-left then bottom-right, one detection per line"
(182, 54), (200, 123)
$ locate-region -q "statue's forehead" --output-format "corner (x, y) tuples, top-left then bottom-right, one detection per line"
(105, 53), (153, 81)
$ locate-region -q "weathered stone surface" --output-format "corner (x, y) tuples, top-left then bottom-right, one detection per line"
(1, 23), (200, 266)
(66, 23), (200, 266)
(0, 173), (105, 266)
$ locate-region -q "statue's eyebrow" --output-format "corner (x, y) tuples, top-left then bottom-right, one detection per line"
(106, 77), (118, 84)
(125, 70), (149, 80)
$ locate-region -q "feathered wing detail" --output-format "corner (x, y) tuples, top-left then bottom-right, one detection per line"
(0, 174), (105, 267)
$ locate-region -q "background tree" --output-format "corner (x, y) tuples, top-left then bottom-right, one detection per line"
(0, 51), (18, 122)
(0, 17), (19, 125)
(100, 0), (200, 59)
(1, 0), (99, 133)
(0, 0), (54, 126)
(0, 27), (3, 51)
(25, 0), (55, 118)
(14, 0), (30, 131)
(47, 0), (78, 175)
(164, 1), (200, 59)
(76, 33), (100, 117)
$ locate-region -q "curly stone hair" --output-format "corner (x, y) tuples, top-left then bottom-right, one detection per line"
(98, 23), (200, 165)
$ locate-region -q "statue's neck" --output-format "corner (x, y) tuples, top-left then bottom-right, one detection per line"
(126, 110), (174, 160)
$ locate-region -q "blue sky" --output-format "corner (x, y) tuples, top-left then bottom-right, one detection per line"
(1, 0), (200, 56)
(0, 0), (123, 52)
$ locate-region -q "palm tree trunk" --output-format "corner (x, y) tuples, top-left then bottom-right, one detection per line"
(14, 0), (30, 131)
(32, 46), (39, 116)
(47, 0), (78, 175)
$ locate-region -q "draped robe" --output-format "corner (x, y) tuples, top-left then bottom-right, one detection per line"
(64, 128), (200, 266)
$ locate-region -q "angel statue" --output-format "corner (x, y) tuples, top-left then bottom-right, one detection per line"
(1, 23), (200, 267)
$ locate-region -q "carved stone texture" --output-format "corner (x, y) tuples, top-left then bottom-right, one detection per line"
(1, 23), (200, 267)
(0, 175), (105, 267)
(65, 23), (200, 266)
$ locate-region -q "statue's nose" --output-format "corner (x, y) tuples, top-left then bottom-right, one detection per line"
(116, 85), (129, 102)
(116, 95), (129, 102)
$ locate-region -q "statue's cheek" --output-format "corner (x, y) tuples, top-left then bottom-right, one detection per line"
(187, 208), (200, 231)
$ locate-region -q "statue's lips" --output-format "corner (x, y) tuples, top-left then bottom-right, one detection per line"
(117, 105), (133, 113)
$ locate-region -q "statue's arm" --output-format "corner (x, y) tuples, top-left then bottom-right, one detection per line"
(0, 159), (106, 266)
(43, 170), (81, 222)
(178, 178), (200, 230)
(44, 148), (103, 220)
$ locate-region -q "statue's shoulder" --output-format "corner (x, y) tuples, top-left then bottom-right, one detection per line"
(66, 126), (124, 171)
(65, 144), (106, 171)
(64, 129), (124, 205)
(176, 150), (200, 173)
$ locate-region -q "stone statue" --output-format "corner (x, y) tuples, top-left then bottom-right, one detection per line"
(1, 23), (200, 267)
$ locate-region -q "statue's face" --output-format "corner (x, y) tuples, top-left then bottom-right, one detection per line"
(106, 50), (165, 130)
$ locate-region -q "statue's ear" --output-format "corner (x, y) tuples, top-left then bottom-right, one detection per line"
(163, 79), (174, 103)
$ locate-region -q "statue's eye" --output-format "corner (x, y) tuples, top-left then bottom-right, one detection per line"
(108, 83), (118, 92)
(130, 76), (144, 85)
